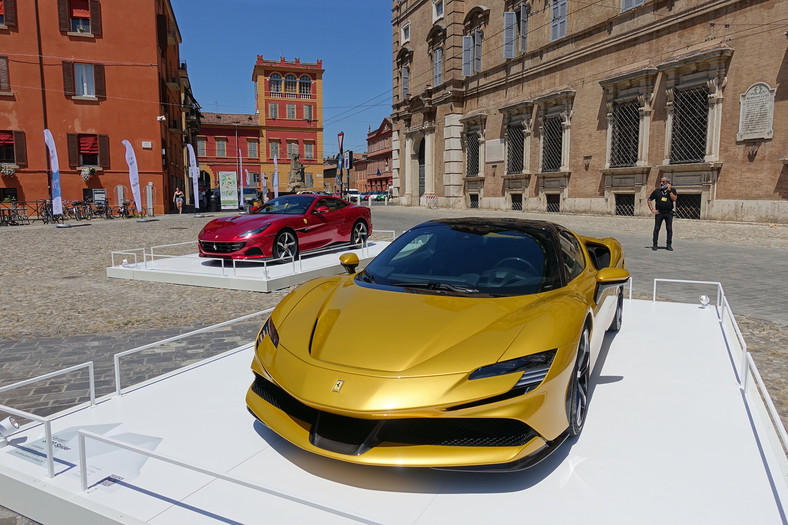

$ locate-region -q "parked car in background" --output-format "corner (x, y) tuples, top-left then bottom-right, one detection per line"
(346, 189), (361, 203)
(246, 218), (629, 470)
(198, 194), (371, 260)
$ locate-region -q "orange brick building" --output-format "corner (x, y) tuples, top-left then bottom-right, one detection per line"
(0, 0), (198, 214)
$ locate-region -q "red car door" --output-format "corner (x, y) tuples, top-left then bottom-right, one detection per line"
(298, 197), (338, 251)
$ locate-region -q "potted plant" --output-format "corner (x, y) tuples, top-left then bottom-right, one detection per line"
(0, 165), (16, 178)
(80, 167), (96, 181)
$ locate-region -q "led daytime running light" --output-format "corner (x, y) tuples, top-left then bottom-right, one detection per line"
(258, 317), (279, 348)
(469, 349), (557, 381)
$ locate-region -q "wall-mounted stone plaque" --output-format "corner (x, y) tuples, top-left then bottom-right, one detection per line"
(737, 82), (775, 141)
(485, 138), (504, 163)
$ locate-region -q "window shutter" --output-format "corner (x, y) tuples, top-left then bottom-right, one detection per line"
(402, 65), (409, 98)
(94, 63), (106, 98)
(62, 62), (75, 96)
(433, 47), (442, 86)
(474, 30), (483, 72)
(98, 134), (110, 168)
(462, 35), (472, 77)
(503, 12), (516, 59)
(89, 0), (102, 35)
(520, 3), (528, 53)
(559, 0), (567, 39)
(0, 57), (9, 91)
(13, 131), (26, 166)
(57, 0), (69, 32)
(4, 0), (17, 27)
(67, 134), (78, 166)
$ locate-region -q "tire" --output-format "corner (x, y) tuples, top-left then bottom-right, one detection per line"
(272, 230), (298, 260)
(351, 220), (368, 245)
(609, 290), (623, 332)
(567, 326), (591, 437)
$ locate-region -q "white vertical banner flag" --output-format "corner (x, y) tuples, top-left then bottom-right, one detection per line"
(239, 149), (244, 208)
(43, 129), (63, 216)
(187, 144), (199, 210)
(122, 140), (143, 214)
(273, 155), (279, 198)
(261, 173), (267, 201)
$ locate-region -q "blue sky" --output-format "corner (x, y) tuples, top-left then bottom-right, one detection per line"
(170, 0), (393, 158)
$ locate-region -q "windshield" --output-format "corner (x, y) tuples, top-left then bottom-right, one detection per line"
(361, 222), (562, 296)
(254, 195), (314, 215)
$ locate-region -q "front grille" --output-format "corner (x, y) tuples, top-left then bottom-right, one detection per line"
(250, 375), (537, 450)
(200, 240), (246, 253)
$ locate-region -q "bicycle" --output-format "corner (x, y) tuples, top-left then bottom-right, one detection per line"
(37, 200), (63, 224)
(93, 200), (114, 219)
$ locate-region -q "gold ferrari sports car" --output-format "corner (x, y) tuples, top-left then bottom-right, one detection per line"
(246, 218), (629, 471)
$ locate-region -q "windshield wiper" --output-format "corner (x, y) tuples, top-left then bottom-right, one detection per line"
(358, 270), (377, 283)
(391, 281), (478, 293)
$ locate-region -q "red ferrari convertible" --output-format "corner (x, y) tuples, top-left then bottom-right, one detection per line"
(198, 194), (372, 260)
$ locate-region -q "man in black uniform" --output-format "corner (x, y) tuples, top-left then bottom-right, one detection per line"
(647, 177), (678, 251)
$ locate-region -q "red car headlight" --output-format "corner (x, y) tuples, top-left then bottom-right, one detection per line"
(239, 224), (271, 239)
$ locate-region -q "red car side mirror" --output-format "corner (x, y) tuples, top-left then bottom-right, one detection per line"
(314, 206), (329, 214)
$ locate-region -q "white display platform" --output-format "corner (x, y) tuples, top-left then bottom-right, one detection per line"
(106, 242), (390, 292)
(1, 298), (787, 524)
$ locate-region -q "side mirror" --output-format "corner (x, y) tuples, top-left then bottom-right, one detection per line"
(314, 206), (329, 214)
(339, 252), (360, 274)
(595, 267), (630, 304)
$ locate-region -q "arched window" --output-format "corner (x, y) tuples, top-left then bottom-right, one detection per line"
(270, 73), (282, 96)
(285, 74), (297, 98)
(299, 75), (312, 98)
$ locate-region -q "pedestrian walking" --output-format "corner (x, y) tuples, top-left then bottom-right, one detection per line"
(648, 177), (677, 251)
(173, 187), (185, 214)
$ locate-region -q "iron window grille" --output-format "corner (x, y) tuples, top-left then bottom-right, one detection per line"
(506, 124), (524, 175)
(466, 133), (480, 177)
(670, 86), (708, 164)
(469, 194), (479, 208)
(610, 100), (639, 168)
(614, 193), (635, 216)
(511, 193), (523, 211)
(541, 117), (562, 172)
(675, 193), (701, 220)
(546, 194), (561, 213)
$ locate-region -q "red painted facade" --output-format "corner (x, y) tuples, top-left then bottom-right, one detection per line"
(364, 117), (393, 192)
(0, 0), (196, 214)
(196, 113), (261, 207)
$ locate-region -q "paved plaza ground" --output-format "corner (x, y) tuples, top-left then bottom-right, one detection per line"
(0, 204), (786, 524)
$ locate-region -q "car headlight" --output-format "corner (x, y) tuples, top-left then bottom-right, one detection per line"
(469, 349), (557, 391)
(256, 317), (279, 348)
(239, 224), (270, 239)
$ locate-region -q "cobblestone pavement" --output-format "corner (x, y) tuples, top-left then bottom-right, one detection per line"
(0, 206), (786, 523)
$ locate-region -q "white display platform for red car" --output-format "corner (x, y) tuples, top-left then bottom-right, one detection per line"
(106, 241), (391, 292)
(1, 297), (786, 524)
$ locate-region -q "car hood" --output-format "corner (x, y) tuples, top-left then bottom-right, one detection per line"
(200, 214), (285, 239)
(275, 278), (567, 378)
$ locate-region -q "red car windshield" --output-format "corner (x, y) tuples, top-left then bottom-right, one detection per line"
(254, 195), (314, 215)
